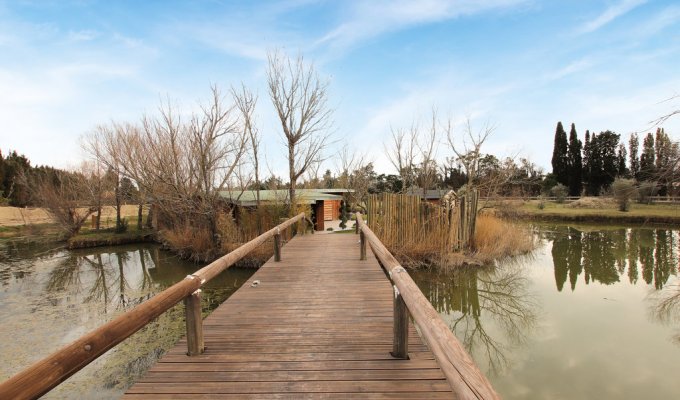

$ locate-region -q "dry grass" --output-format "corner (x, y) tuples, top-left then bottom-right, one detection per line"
(471, 215), (535, 264)
(565, 196), (615, 209)
(161, 224), (215, 262)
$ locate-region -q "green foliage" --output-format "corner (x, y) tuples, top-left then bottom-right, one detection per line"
(584, 130), (621, 195)
(551, 122), (569, 187)
(629, 133), (640, 180)
(339, 201), (349, 229)
(567, 123), (583, 196)
(611, 178), (636, 211)
(640, 132), (655, 181)
(114, 217), (129, 233)
(551, 183), (568, 203)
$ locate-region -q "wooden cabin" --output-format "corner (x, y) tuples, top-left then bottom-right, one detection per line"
(220, 189), (352, 231)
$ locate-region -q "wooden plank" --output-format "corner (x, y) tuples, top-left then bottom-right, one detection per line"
(124, 233), (454, 398)
(357, 213), (499, 400)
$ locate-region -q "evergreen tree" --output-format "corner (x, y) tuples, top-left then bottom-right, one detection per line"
(585, 131), (620, 195)
(567, 123), (583, 196)
(0, 150), (5, 195)
(551, 121), (569, 186)
(628, 133), (639, 180)
(640, 132), (655, 181)
(583, 130), (591, 191)
(616, 143), (627, 177)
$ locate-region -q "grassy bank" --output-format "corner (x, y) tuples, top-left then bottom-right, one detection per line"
(67, 229), (156, 249)
(495, 199), (680, 225)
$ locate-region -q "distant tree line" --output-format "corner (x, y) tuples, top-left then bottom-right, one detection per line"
(550, 121), (678, 197)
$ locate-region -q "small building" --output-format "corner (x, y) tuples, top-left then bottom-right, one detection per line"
(220, 189), (352, 231)
(404, 187), (449, 204)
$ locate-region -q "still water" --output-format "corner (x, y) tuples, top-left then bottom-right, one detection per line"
(0, 242), (254, 399)
(2, 225), (679, 399)
(412, 224), (680, 399)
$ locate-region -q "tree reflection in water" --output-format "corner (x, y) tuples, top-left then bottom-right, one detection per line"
(413, 259), (539, 375)
(548, 226), (678, 291)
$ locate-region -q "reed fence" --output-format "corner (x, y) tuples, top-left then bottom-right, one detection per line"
(366, 191), (478, 255)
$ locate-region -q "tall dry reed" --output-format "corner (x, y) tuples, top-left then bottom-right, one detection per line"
(471, 215), (534, 263)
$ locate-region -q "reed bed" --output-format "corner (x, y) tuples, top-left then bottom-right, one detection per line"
(367, 193), (534, 268)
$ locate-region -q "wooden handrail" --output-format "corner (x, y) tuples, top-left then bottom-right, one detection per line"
(0, 213), (305, 400)
(356, 212), (500, 400)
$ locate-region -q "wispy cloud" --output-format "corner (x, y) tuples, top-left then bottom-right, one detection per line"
(315, 0), (531, 52)
(544, 59), (593, 82)
(576, 0), (647, 34)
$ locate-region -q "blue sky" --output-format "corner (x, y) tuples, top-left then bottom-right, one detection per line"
(1, 0), (679, 177)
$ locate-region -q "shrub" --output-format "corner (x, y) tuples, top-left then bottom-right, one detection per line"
(611, 178), (637, 211)
(550, 183), (568, 203)
(114, 217), (128, 233)
(162, 224), (214, 262)
(537, 196), (545, 210)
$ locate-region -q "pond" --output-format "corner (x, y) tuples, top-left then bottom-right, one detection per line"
(2, 224), (679, 399)
(0, 241), (255, 399)
(411, 223), (680, 399)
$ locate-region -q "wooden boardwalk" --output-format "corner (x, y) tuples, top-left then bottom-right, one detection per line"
(123, 233), (454, 399)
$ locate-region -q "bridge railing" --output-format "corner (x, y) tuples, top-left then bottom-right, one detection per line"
(0, 213), (306, 400)
(356, 212), (500, 400)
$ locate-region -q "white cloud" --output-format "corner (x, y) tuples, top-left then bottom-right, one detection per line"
(315, 0), (531, 53)
(576, 0), (648, 34)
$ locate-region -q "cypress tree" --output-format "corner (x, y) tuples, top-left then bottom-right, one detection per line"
(583, 130), (592, 194)
(567, 123), (582, 196)
(551, 121), (569, 186)
(617, 143), (627, 177)
(628, 133), (639, 180)
(640, 132), (655, 181)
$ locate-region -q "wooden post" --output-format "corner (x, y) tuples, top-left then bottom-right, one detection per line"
(360, 230), (366, 260)
(391, 285), (409, 359)
(274, 228), (282, 262)
(184, 289), (204, 356)
(301, 217), (306, 236)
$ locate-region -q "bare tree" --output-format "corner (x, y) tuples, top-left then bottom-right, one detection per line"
(446, 117), (495, 189)
(267, 50), (333, 215)
(20, 169), (96, 239)
(415, 109), (441, 199)
(386, 124), (417, 191)
(84, 86), (248, 260)
(231, 83), (261, 206)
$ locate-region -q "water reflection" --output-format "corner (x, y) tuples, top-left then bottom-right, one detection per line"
(412, 261), (539, 374)
(547, 226), (679, 291)
(0, 242), (254, 399)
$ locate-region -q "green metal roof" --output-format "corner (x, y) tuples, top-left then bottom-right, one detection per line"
(219, 189), (350, 207)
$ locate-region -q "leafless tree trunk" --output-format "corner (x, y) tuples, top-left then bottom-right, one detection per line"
(386, 124), (417, 192)
(83, 85), (248, 260)
(267, 50), (332, 215)
(416, 109), (441, 199)
(231, 84), (261, 206)
(446, 117), (495, 188)
(20, 169), (96, 239)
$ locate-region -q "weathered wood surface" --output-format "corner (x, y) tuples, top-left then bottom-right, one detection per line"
(357, 214), (499, 400)
(124, 233), (453, 399)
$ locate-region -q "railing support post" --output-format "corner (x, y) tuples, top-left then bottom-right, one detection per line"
(184, 289), (204, 356)
(274, 228), (282, 262)
(360, 230), (366, 260)
(301, 217), (306, 235)
(391, 285), (409, 359)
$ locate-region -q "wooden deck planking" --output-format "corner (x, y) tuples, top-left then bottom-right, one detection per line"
(123, 233), (453, 399)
